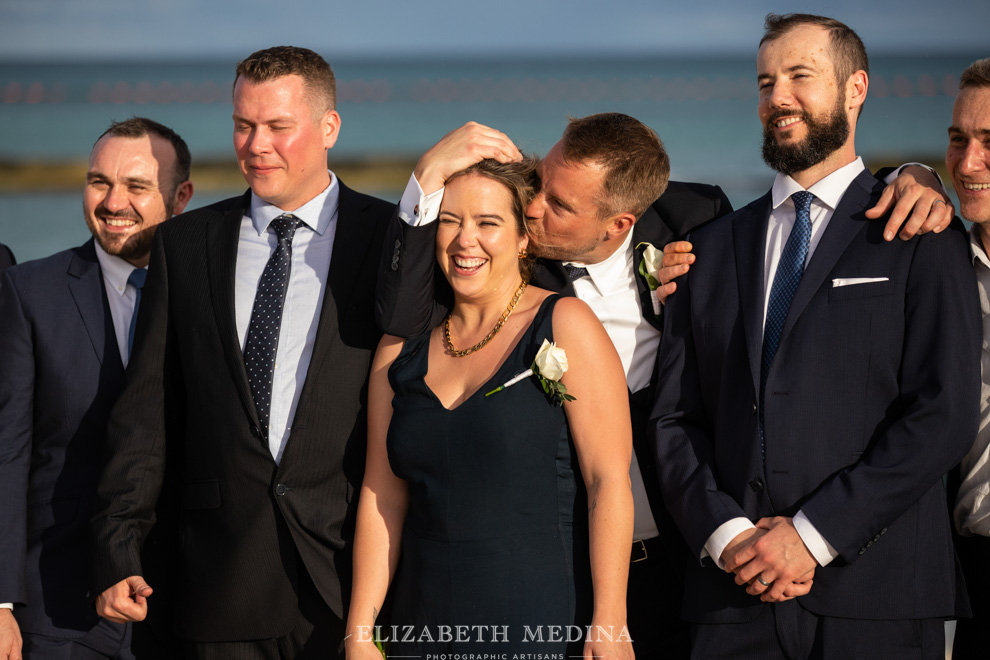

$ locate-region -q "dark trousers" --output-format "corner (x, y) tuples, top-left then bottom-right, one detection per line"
(21, 619), (131, 660)
(689, 602), (944, 660)
(953, 533), (990, 659)
(183, 568), (343, 660)
(627, 534), (690, 659)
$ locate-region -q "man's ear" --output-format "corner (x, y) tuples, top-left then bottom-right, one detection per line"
(322, 110), (341, 150)
(170, 180), (194, 216)
(604, 212), (637, 240)
(846, 70), (868, 114)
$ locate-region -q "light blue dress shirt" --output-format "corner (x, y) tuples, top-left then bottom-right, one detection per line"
(234, 174), (339, 463)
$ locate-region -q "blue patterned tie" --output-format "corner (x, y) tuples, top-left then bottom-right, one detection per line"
(126, 268), (147, 359)
(563, 263), (590, 281)
(760, 191), (814, 453)
(243, 214), (300, 437)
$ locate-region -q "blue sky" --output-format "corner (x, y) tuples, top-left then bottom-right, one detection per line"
(1, 0), (987, 59)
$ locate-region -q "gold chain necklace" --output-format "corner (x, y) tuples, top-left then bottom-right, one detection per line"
(443, 280), (528, 357)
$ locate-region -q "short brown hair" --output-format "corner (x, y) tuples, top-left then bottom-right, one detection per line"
(761, 14), (869, 86)
(559, 113), (669, 220)
(96, 116), (191, 196)
(234, 46), (336, 114)
(446, 157), (539, 280)
(960, 58), (990, 90)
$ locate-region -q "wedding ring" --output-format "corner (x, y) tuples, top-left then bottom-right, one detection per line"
(933, 199), (946, 205)
(757, 576), (771, 587)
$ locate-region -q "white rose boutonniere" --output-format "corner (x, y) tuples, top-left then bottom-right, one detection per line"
(485, 339), (575, 405)
(637, 242), (663, 316)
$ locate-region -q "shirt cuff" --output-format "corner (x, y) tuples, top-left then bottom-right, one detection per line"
(793, 509), (838, 566)
(397, 173), (444, 227)
(0, 603), (12, 609)
(883, 162), (947, 196)
(703, 517), (756, 569)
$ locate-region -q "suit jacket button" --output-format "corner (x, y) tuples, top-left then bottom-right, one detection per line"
(250, 425), (261, 439)
(859, 548), (866, 555)
(394, 239), (401, 249)
(391, 262), (398, 271)
(275, 483), (287, 496)
(749, 479), (765, 492)
(752, 404), (757, 415)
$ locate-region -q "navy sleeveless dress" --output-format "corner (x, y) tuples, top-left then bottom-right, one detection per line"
(385, 295), (591, 654)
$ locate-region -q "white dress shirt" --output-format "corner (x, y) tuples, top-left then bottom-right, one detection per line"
(704, 157), (869, 568)
(94, 242), (145, 368)
(398, 175), (662, 540)
(235, 174), (339, 463)
(955, 228), (990, 537)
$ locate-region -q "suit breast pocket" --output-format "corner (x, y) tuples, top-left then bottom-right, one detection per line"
(828, 279), (894, 301)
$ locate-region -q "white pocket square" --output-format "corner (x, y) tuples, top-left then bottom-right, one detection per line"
(832, 277), (889, 287)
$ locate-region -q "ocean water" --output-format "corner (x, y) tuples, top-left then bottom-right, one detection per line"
(0, 54), (978, 263)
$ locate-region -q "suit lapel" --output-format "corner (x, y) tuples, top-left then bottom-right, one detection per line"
(295, 182), (367, 414)
(779, 170), (878, 342)
(206, 191), (260, 427)
(634, 207), (675, 331)
(734, 193), (772, 394)
(67, 239), (116, 368)
(531, 259), (573, 295)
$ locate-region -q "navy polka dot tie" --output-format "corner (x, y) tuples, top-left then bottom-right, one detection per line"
(126, 267), (147, 359)
(760, 191), (814, 454)
(243, 214), (300, 437)
(563, 263), (590, 281)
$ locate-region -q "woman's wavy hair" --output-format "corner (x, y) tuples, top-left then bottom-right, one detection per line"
(445, 156), (539, 281)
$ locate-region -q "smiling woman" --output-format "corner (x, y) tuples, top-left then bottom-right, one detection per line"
(347, 158), (636, 659)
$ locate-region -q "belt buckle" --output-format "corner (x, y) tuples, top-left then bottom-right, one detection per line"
(631, 539), (648, 563)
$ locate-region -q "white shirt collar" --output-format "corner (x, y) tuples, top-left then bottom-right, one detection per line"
(93, 239), (144, 297)
(771, 157), (866, 214)
(248, 171), (339, 236)
(970, 226), (990, 270)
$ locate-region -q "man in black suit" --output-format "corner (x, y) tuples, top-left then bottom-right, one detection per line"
(653, 14), (979, 658)
(0, 243), (15, 271)
(376, 113), (731, 658)
(0, 118), (193, 659)
(90, 47), (392, 659)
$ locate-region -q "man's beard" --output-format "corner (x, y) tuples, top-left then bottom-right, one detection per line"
(761, 102), (850, 175)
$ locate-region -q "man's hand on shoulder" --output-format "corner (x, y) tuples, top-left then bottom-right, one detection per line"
(95, 576), (152, 623)
(657, 241), (696, 305)
(414, 122), (522, 194)
(0, 609), (22, 660)
(866, 165), (954, 242)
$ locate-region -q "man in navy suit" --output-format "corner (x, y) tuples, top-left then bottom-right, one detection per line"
(0, 118), (193, 660)
(653, 14), (980, 659)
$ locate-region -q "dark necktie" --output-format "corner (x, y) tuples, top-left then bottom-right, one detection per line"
(243, 214), (300, 437)
(563, 263), (590, 282)
(760, 191), (814, 452)
(126, 268), (147, 358)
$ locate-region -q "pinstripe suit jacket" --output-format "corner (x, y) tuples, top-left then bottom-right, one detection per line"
(90, 184), (391, 641)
